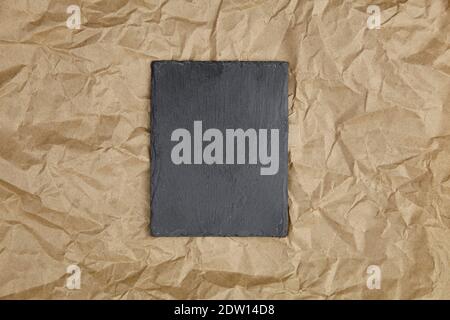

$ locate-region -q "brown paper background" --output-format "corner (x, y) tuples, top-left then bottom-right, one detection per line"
(0, 0), (449, 299)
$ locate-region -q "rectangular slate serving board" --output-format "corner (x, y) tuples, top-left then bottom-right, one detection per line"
(151, 61), (288, 237)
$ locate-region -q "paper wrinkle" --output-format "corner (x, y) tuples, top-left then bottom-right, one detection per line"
(0, 0), (449, 299)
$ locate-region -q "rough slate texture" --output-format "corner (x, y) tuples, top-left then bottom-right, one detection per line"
(151, 61), (288, 236)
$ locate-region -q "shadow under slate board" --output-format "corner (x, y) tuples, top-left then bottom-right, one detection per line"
(150, 61), (288, 237)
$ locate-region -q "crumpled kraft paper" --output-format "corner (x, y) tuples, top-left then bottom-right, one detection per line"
(0, 0), (449, 299)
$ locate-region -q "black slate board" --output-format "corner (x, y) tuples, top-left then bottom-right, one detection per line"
(151, 61), (288, 236)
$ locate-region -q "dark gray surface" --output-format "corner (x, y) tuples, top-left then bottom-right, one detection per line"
(151, 61), (288, 236)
